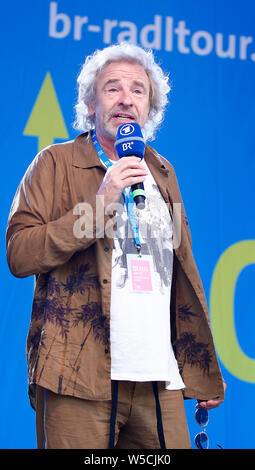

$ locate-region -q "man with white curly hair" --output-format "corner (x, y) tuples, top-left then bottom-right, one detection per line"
(74, 42), (169, 142)
(6, 42), (225, 450)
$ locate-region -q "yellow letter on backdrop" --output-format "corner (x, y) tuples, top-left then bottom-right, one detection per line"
(210, 240), (255, 382)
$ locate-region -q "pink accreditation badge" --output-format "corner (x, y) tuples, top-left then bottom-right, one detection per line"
(127, 254), (154, 293)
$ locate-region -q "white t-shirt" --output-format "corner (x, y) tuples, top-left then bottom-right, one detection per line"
(109, 160), (185, 390)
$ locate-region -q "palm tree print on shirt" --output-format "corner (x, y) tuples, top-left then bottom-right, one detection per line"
(30, 264), (109, 392)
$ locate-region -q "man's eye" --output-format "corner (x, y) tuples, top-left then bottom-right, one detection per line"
(134, 89), (142, 94)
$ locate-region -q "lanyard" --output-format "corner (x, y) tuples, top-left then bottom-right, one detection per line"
(92, 130), (142, 253)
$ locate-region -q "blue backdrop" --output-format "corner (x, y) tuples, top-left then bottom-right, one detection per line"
(1, 0), (255, 449)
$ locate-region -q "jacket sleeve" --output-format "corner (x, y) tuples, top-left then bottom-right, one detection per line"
(6, 149), (105, 278)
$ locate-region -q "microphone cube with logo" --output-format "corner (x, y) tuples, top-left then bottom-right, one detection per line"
(115, 123), (146, 208)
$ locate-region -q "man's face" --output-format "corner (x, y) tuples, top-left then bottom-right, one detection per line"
(88, 60), (151, 143)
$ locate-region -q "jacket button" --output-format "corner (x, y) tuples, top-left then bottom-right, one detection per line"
(103, 279), (108, 284)
(104, 247), (109, 252)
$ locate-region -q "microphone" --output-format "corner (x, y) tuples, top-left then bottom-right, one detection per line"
(114, 123), (146, 209)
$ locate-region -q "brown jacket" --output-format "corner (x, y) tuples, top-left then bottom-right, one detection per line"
(6, 133), (224, 409)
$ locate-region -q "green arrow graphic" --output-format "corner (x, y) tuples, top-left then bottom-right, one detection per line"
(23, 72), (69, 151)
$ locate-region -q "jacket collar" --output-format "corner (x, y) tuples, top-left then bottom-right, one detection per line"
(72, 133), (105, 169)
(73, 132), (171, 178)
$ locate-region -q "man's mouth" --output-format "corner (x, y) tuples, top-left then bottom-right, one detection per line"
(111, 113), (136, 121)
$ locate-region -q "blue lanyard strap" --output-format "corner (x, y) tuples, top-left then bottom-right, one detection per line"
(92, 130), (141, 251)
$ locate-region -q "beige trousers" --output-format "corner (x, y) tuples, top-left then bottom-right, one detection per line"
(36, 381), (191, 449)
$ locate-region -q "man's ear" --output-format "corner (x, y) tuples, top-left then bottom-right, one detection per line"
(88, 100), (95, 116)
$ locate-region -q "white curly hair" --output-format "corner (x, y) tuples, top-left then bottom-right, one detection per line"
(73, 42), (171, 141)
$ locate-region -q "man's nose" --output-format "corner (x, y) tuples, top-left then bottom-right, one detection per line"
(119, 88), (133, 106)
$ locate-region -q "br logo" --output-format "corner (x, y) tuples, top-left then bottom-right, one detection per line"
(122, 142), (134, 151)
(120, 124), (135, 136)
